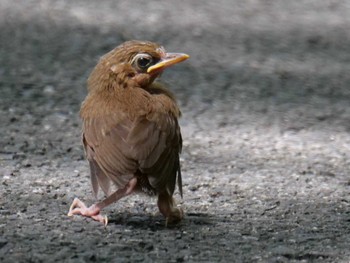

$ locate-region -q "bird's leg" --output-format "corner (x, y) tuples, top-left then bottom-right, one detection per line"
(157, 192), (183, 226)
(68, 177), (138, 225)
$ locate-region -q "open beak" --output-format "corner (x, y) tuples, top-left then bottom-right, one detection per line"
(147, 53), (189, 74)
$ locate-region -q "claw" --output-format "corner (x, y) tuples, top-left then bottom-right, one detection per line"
(67, 198), (108, 225)
(91, 214), (108, 226)
(68, 198), (84, 216)
(165, 208), (184, 227)
(103, 215), (108, 226)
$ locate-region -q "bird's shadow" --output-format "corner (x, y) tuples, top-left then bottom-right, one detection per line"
(107, 212), (214, 230)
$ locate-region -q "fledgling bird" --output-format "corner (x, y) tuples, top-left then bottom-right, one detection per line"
(68, 40), (189, 225)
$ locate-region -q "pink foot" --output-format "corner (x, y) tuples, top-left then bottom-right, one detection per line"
(68, 198), (108, 225)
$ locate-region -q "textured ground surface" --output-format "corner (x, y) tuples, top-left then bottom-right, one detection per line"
(1, 0), (350, 262)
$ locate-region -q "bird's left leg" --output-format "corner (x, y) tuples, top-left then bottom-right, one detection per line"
(68, 177), (138, 225)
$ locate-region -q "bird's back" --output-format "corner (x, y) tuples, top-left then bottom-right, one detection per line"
(80, 81), (182, 197)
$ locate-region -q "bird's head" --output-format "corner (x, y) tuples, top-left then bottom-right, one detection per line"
(89, 40), (189, 90)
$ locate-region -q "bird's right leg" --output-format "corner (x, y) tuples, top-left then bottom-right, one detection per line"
(157, 192), (183, 226)
(68, 177), (138, 225)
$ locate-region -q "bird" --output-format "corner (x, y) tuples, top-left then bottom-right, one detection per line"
(67, 40), (189, 226)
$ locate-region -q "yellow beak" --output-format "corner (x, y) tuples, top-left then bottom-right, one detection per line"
(147, 53), (189, 74)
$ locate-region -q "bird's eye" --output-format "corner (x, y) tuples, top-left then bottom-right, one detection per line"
(137, 56), (152, 68)
(132, 53), (154, 71)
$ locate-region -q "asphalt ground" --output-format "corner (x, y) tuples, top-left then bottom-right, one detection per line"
(0, 1), (350, 262)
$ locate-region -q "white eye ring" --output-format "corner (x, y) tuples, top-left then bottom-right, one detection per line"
(131, 53), (153, 70)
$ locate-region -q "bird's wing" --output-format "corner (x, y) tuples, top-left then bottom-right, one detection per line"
(129, 112), (182, 197)
(83, 112), (182, 197)
(83, 116), (137, 196)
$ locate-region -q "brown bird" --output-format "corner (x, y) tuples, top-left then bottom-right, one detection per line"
(68, 40), (189, 225)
